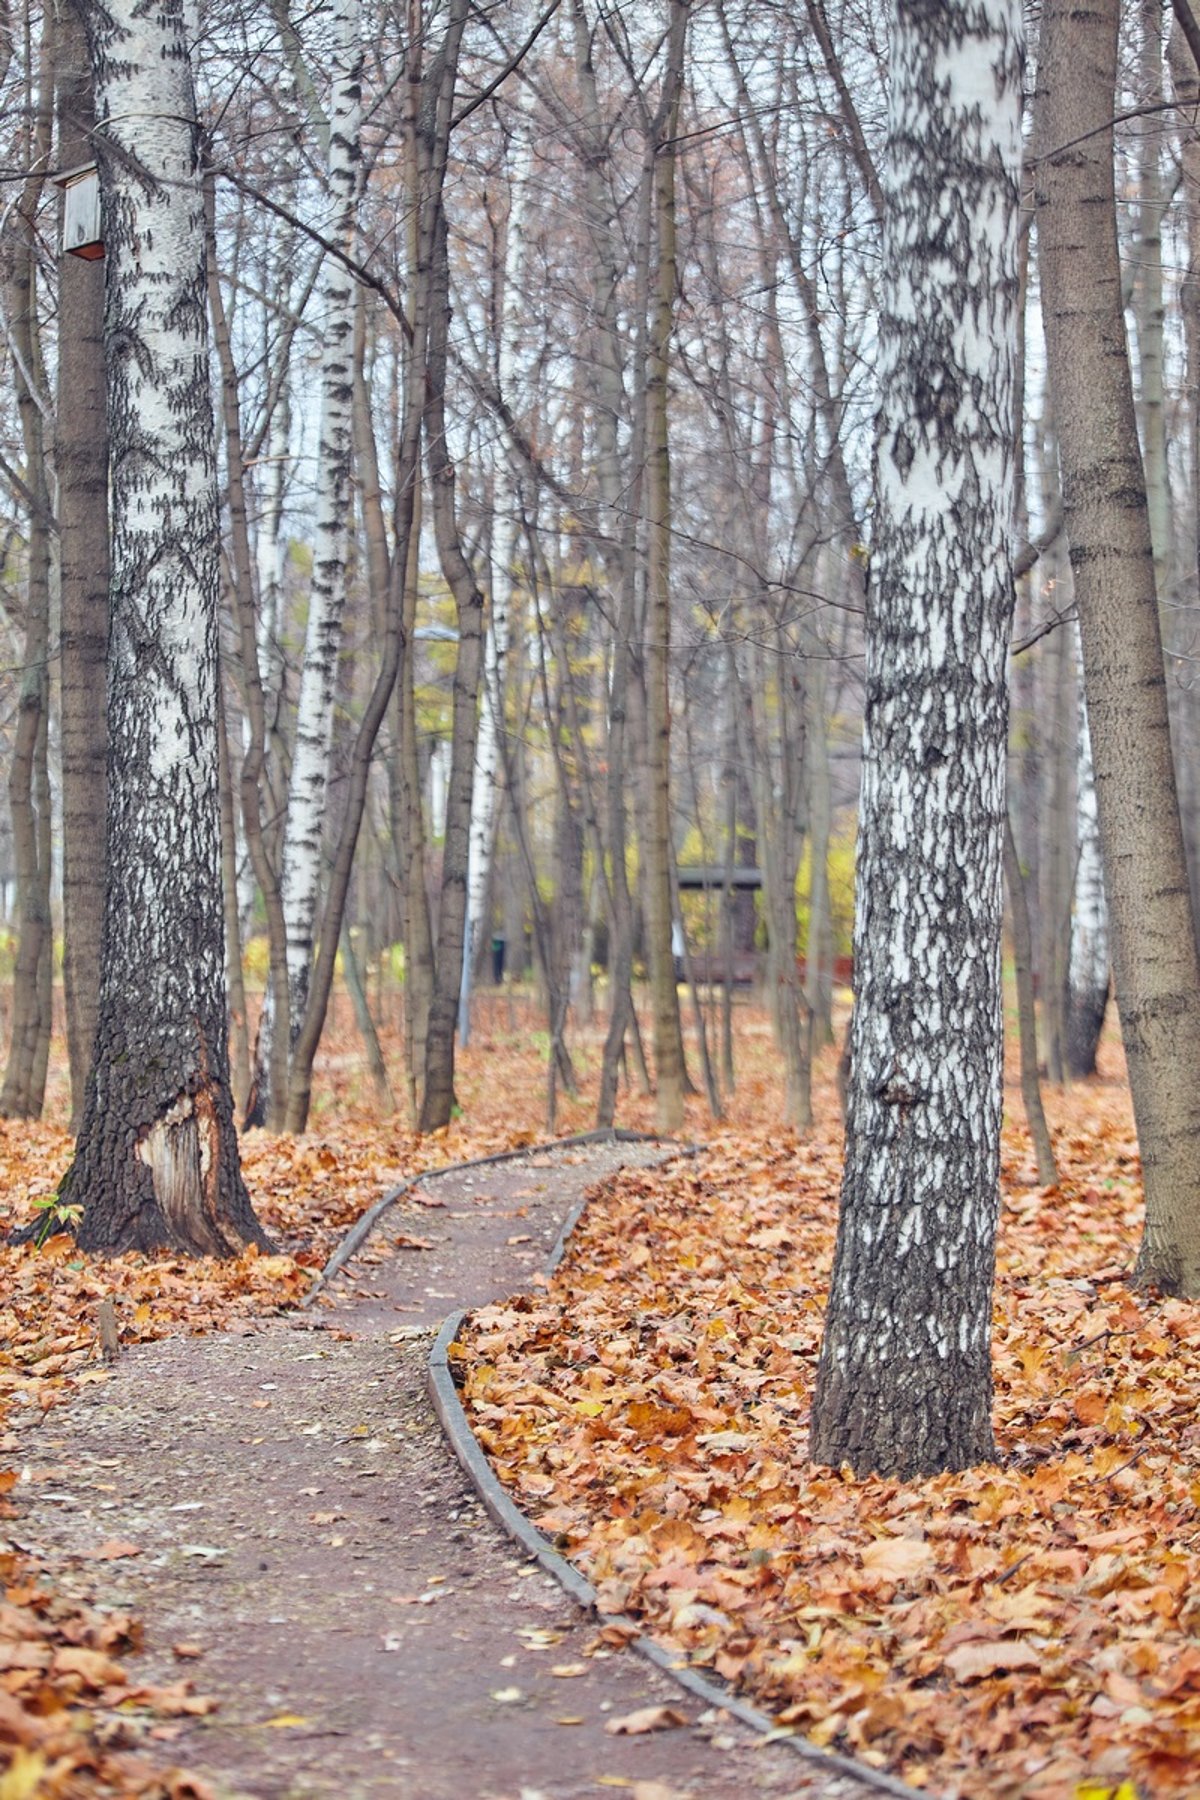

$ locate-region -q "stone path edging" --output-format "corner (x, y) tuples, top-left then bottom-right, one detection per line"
(414, 1144), (942, 1800)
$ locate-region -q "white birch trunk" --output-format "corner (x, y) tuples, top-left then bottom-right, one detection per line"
(1066, 630), (1110, 1077)
(811, 0), (1024, 1477)
(279, 0), (362, 1047)
(459, 124), (533, 1046)
(67, 0), (266, 1253)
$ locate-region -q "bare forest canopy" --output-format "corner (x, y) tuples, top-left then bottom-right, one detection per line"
(0, 0), (1194, 1227)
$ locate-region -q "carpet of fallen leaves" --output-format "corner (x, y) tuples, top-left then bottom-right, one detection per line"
(0, 986), (1192, 1800)
(460, 1021), (1200, 1800)
(0, 993), (555, 1797)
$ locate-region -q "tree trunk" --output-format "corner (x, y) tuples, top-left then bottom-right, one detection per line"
(1136, 0), (1171, 595)
(811, 0), (1024, 1477)
(206, 189), (291, 1133)
(66, 0), (268, 1256)
(459, 122), (531, 1048)
(641, 0), (688, 1133)
(1003, 817), (1059, 1186)
(342, 923), (395, 1114)
(1066, 644), (1110, 1078)
(418, 51), (485, 1133)
(279, 0), (362, 1058)
(1038, 562), (1075, 1085)
(804, 644), (835, 1050)
(1, 43), (54, 1121)
(218, 678), (252, 1122)
(748, 642), (811, 1132)
(1037, 0), (1200, 1296)
(282, 0), (456, 1135)
(55, 0), (110, 1131)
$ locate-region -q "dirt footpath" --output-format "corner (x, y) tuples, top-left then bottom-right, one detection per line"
(15, 1140), (893, 1800)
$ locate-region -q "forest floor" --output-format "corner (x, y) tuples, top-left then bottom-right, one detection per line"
(0, 992), (1191, 1800)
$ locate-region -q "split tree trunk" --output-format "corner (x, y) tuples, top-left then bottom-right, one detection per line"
(1037, 0), (1200, 1296)
(66, 0), (268, 1255)
(811, 0), (1024, 1477)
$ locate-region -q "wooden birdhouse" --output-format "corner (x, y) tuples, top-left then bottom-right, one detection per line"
(56, 164), (103, 260)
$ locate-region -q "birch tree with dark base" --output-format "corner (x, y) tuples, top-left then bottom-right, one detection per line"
(63, 0), (268, 1256)
(810, 0), (1024, 1479)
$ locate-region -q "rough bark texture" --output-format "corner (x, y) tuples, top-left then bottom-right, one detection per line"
(1136, 0), (1171, 593)
(66, 0), (267, 1256)
(419, 173), (486, 1134)
(55, 0), (110, 1131)
(1, 48), (54, 1122)
(810, 0), (1023, 1478)
(1037, 0), (1200, 1296)
(642, 0), (688, 1134)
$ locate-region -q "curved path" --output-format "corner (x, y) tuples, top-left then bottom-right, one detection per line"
(17, 1136), (908, 1800)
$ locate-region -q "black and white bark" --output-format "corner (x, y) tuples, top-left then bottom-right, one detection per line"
(810, 0), (1024, 1478)
(65, 0), (268, 1255)
(247, 0), (363, 1129)
(458, 118), (532, 1049)
(278, 0), (362, 1049)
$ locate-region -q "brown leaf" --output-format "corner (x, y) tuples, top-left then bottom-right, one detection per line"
(943, 1640), (1042, 1683)
(604, 1704), (688, 1736)
(859, 1537), (934, 1585)
(51, 1647), (127, 1688)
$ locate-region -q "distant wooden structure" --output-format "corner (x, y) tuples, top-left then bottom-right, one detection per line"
(675, 865), (763, 891)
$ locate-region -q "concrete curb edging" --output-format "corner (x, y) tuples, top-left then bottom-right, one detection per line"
(423, 1155), (940, 1800)
(306, 1126), (668, 1304)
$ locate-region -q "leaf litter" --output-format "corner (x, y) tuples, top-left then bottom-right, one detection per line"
(0, 1005), (1190, 1800)
(0, 1079), (551, 1797)
(458, 1065), (1200, 1799)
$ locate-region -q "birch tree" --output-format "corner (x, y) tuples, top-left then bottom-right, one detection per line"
(278, 0), (361, 1048)
(1066, 660), (1109, 1079)
(63, 0), (268, 1255)
(458, 120), (532, 1048)
(249, 0), (363, 1128)
(810, 0), (1024, 1478)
